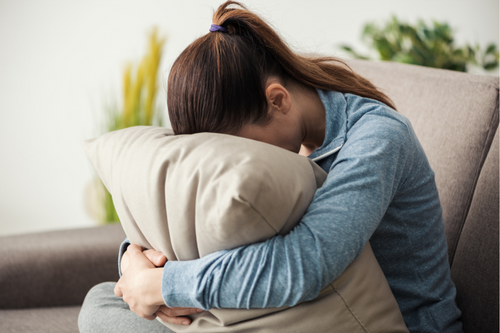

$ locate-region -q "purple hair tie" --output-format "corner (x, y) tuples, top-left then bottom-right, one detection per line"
(209, 24), (228, 33)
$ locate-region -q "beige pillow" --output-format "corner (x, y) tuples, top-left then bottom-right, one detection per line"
(85, 126), (408, 333)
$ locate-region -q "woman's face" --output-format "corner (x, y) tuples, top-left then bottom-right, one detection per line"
(234, 80), (325, 155)
(235, 119), (303, 153)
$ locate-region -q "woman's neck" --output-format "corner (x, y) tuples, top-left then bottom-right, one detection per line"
(293, 86), (326, 155)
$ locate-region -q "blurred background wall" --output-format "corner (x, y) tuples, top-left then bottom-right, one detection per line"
(0, 0), (498, 236)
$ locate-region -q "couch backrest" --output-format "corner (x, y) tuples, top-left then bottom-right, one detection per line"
(346, 59), (499, 333)
(451, 128), (499, 333)
(0, 224), (126, 308)
(346, 59), (499, 262)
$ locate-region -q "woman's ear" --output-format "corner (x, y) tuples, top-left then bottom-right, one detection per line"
(266, 83), (292, 114)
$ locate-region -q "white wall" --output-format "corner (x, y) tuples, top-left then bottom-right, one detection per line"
(0, 0), (498, 235)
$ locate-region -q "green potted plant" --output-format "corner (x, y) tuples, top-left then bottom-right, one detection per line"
(340, 16), (499, 73)
(87, 28), (166, 224)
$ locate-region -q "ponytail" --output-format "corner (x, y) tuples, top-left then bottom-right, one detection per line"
(168, 1), (396, 135)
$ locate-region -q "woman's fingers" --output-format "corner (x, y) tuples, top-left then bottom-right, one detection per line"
(158, 306), (204, 317)
(120, 251), (130, 273)
(143, 249), (167, 267)
(156, 311), (191, 325)
(121, 245), (166, 274)
(155, 306), (204, 326)
(126, 244), (156, 269)
(114, 280), (123, 297)
(125, 296), (158, 321)
(127, 243), (143, 255)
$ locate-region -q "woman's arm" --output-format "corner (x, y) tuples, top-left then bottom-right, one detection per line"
(158, 114), (415, 310)
(119, 111), (415, 312)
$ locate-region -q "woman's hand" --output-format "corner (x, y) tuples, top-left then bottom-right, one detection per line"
(155, 305), (204, 326)
(114, 244), (165, 320)
(121, 248), (167, 273)
(117, 244), (205, 324)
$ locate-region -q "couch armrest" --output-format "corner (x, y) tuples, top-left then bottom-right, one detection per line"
(0, 224), (125, 309)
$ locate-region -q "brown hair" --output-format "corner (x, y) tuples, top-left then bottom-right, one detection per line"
(167, 1), (396, 135)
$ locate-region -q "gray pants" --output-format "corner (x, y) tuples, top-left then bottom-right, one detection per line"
(78, 282), (175, 333)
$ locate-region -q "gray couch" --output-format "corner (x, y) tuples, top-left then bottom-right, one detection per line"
(1, 59), (498, 333)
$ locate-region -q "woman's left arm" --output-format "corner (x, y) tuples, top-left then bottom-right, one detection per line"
(118, 113), (415, 311)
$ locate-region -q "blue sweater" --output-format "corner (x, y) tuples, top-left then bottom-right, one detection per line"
(123, 90), (463, 332)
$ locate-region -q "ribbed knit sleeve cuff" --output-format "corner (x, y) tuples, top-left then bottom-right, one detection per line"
(117, 238), (130, 277)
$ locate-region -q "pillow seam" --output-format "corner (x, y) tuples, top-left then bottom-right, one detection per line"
(238, 196), (279, 234)
(331, 284), (369, 333)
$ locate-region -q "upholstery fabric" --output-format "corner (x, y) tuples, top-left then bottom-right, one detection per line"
(0, 224), (125, 308)
(451, 129), (499, 333)
(85, 126), (408, 333)
(0, 306), (81, 333)
(346, 59), (499, 262)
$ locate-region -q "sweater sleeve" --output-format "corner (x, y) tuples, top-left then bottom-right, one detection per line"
(118, 238), (130, 277)
(162, 114), (414, 310)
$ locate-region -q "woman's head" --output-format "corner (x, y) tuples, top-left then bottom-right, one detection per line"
(167, 1), (395, 136)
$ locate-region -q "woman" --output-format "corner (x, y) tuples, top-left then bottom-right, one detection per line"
(80, 2), (463, 332)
